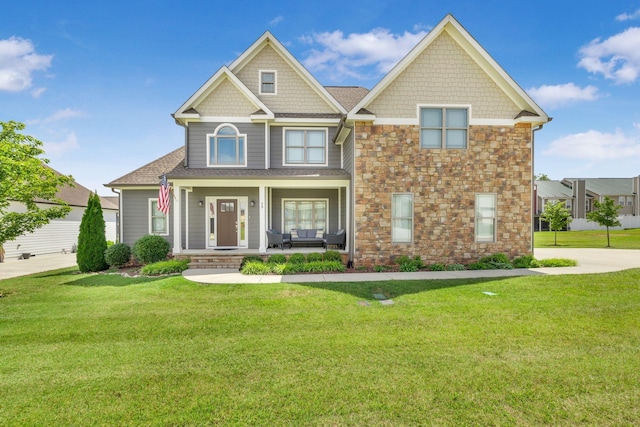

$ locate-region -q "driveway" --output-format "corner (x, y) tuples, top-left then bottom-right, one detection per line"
(0, 253), (77, 280)
(534, 248), (640, 274)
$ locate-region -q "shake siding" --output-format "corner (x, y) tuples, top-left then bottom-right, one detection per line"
(193, 78), (257, 116)
(271, 189), (341, 233)
(366, 31), (520, 119)
(269, 125), (340, 168)
(235, 45), (336, 113)
(187, 122), (265, 168)
(121, 190), (172, 247)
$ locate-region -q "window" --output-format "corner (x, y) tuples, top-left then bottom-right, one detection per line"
(260, 70), (276, 94)
(475, 194), (496, 243)
(628, 196), (634, 206)
(207, 124), (246, 167)
(283, 200), (327, 232)
(284, 128), (327, 165)
(420, 107), (468, 149)
(619, 196), (625, 206)
(392, 193), (413, 243)
(149, 199), (168, 235)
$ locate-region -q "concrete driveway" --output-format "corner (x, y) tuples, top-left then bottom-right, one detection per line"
(0, 253), (77, 280)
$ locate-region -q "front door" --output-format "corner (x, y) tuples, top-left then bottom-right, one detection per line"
(217, 199), (237, 247)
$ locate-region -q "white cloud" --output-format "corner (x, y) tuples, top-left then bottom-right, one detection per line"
(543, 129), (640, 160)
(578, 27), (640, 84)
(269, 15), (284, 26)
(43, 132), (79, 156)
(301, 28), (427, 82)
(0, 37), (53, 92)
(44, 108), (86, 123)
(527, 83), (600, 108)
(616, 9), (640, 21)
(31, 87), (46, 98)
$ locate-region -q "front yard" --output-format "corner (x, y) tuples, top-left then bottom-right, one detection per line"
(1, 268), (639, 425)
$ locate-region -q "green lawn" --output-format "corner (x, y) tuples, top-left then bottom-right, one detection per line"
(535, 228), (640, 249)
(2, 268), (640, 425)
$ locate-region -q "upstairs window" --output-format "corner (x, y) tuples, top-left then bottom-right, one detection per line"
(207, 124), (247, 167)
(420, 107), (468, 149)
(284, 128), (327, 166)
(260, 70), (276, 94)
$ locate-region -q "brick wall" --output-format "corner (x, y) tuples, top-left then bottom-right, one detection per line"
(353, 122), (533, 266)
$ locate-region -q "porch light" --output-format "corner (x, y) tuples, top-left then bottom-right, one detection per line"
(198, 201), (203, 207)
(250, 201), (255, 207)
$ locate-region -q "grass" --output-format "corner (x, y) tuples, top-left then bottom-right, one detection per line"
(2, 268), (640, 425)
(535, 228), (640, 249)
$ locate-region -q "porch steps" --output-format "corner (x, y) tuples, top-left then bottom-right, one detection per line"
(179, 254), (249, 270)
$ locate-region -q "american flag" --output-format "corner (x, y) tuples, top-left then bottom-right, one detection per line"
(158, 174), (171, 215)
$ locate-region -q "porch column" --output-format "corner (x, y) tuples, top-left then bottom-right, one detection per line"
(258, 185), (267, 253)
(172, 184), (182, 254)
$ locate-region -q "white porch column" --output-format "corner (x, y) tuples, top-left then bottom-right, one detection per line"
(258, 185), (267, 253)
(172, 184), (182, 254)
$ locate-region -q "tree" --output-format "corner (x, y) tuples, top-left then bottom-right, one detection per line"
(76, 192), (108, 272)
(586, 196), (622, 248)
(540, 200), (573, 246)
(535, 173), (551, 181)
(0, 121), (74, 250)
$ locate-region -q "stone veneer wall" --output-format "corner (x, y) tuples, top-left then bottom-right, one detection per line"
(353, 122), (533, 266)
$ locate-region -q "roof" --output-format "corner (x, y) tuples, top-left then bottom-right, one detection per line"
(535, 180), (573, 199)
(168, 165), (350, 180)
(563, 178), (635, 196)
(325, 86), (370, 111)
(106, 147), (185, 187)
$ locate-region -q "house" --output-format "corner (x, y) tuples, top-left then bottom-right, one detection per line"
(3, 166), (119, 260)
(106, 14), (549, 267)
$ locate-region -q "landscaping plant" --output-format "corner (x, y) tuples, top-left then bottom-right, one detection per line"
(540, 200), (573, 246)
(104, 243), (132, 268)
(133, 234), (171, 264)
(586, 196), (622, 247)
(76, 192), (108, 272)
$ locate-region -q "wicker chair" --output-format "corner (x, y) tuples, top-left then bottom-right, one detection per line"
(266, 229), (291, 250)
(324, 229), (346, 249)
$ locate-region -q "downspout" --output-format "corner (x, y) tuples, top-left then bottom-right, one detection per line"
(531, 119), (550, 252)
(111, 187), (122, 244)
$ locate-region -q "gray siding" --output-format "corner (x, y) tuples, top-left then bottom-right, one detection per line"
(187, 122), (266, 169)
(342, 128), (354, 175)
(271, 189), (344, 233)
(269, 125), (340, 168)
(121, 189), (172, 247)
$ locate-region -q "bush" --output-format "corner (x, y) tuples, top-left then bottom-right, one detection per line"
(132, 235), (171, 264)
(394, 255), (412, 266)
(315, 261), (345, 273)
(241, 260), (272, 275)
(374, 265), (390, 272)
(282, 263), (305, 274)
(446, 263), (466, 271)
(412, 256), (425, 269)
(428, 263), (445, 271)
(240, 255), (263, 270)
(324, 250), (342, 262)
(513, 255), (539, 268)
(399, 262), (418, 272)
(141, 259), (189, 275)
(267, 254), (287, 264)
(307, 252), (323, 262)
(477, 253), (513, 270)
(467, 262), (490, 270)
(288, 253), (306, 264)
(76, 192), (108, 272)
(537, 258), (577, 267)
(104, 243), (131, 268)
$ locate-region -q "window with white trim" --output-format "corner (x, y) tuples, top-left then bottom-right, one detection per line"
(283, 199), (327, 233)
(619, 196), (625, 206)
(260, 70), (276, 94)
(284, 128), (327, 165)
(475, 194), (496, 243)
(207, 124), (246, 167)
(420, 107), (468, 149)
(149, 199), (168, 235)
(628, 196), (634, 206)
(392, 193), (413, 243)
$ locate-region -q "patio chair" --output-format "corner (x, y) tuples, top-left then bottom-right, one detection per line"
(266, 229), (291, 250)
(324, 229), (346, 249)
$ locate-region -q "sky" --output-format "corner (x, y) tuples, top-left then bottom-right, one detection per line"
(2, 0), (640, 195)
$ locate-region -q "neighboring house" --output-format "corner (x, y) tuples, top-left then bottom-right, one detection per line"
(3, 166), (119, 260)
(106, 14), (549, 266)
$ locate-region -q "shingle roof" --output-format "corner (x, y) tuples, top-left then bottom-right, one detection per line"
(324, 86), (370, 111)
(535, 180), (573, 199)
(106, 147), (185, 186)
(168, 165), (350, 180)
(564, 178), (635, 196)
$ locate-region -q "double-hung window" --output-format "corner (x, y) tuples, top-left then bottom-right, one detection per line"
(392, 193), (413, 243)
(420, 107), (468, 149)
(207, 124), (246, 167)
(284, 128), (327, 165)
(475, 194), (496, 243)
(149, 199), (168, 235)
(260, 70), (276, 94)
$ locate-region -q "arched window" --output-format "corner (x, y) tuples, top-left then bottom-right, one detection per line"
(207, 124), (246, 166)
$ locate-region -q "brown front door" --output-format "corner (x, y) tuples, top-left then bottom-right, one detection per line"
(217, 199), (237, 247)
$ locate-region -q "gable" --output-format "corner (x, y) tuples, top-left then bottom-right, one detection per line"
(366, 31), (520, 120)
(234, 43), (339, 114)
(194, 77), (258, 117)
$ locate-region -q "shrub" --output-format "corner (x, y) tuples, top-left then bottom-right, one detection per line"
(394, 255), (412, 266)
(303, 261), (326, 273)
(76, 192), (108, 272)
(374, 265), (390, 272)
(324, 250), (342, 262)
(537, 258), (577, 267)
(241, 260), (271, 275)
(446, 263), (466, 271)
(467, 262), (490, 270)
(307, 252), (324, 262)
(477, 253), (513, 270)
(283, 263), (305, 274)
(104, 243), (131, 268)
(317, 261), (345, 273)
(240, 255), (263, 270)
(399, 262), (418, 272)
(513, 255), (539, 268)
(267, 254), (286, 264)
(141, 259), (189, 275)
(413, 256), (425, 269)
(428, 263), (445, 271)
(270, 263), (286, 274)
(288, 253), (306, 264)
(132, 235), (171, 264)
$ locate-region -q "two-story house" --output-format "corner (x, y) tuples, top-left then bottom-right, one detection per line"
(106, 14), (549, 267)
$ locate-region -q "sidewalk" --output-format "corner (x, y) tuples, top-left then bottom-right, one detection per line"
(0, 253), (78, 280)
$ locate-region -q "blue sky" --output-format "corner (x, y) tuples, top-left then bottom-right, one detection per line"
(2, 0), (640, 195)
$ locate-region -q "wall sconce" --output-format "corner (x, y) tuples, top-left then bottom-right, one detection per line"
(250, 201), (255, 207)
(198, 201), (203, 207)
